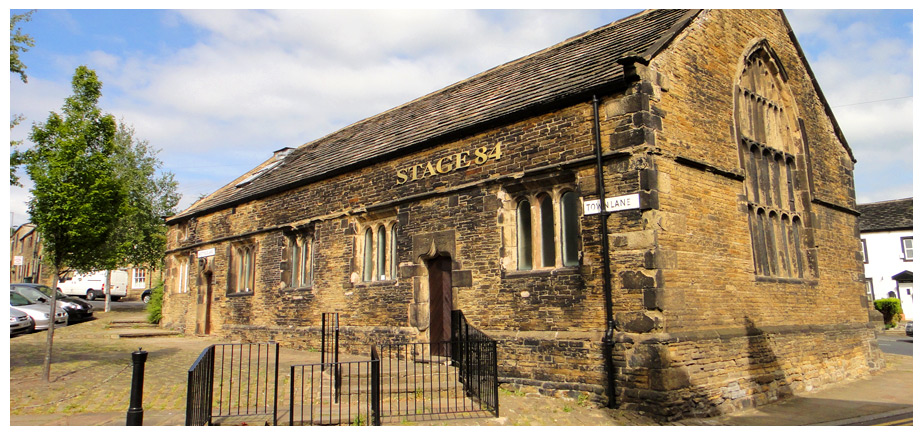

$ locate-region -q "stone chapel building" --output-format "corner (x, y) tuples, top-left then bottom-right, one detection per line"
(162, 10), (883, 419)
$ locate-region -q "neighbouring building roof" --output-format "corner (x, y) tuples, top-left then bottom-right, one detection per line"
(891, 270), (913, 282)
(168, 9), (700, 222)
(858, 198), (913, 233)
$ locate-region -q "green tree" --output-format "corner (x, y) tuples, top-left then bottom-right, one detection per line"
(10, 10), (36, 186)
(10, 10), (35, 82)
(27, 65), (124, 382)
(97, 122), (180, 311)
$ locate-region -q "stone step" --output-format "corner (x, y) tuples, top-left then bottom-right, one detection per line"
(112, 330), (183, 338)
(108, 319), (153, 326)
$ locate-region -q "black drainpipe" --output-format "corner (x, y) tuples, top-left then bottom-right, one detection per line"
(592, 95), (617, 408)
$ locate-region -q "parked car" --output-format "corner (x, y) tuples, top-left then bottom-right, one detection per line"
(57, 270), (128, 301)
(11, 283), (94, 322)
(9, 290), (68, 330)
(10, 307), (35, 335)
(906, 321), (913, 337)
(141, 289), (152, 304)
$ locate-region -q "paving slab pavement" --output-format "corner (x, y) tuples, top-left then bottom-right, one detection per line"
(10, 308), (912, 426)
(672, 353), (912, 426)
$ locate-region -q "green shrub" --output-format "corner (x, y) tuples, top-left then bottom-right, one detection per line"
(873, 298), (904, 328)
(146, 279), (165, 324)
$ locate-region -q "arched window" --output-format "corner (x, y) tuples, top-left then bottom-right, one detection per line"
(736, 41), (810, 279)
(765, 212), (779, 276)
(356, 220), (398, 283)
(234, 245), (254, 292)
(791, 217), (804, 278)
(779, 215), (792, 277)
(363, 228), (374, 282)
(390, 225), (398, 278)
(560, 191), (580, 267)
(539, 194), (555, 267)
(175, 255), (189, 294)
(290, 237), (302, 287)
(517, 199), (533, 270)
(287, 233), (313, 288)
(301, 236), (312, 287)
(377, 226), (387, 280)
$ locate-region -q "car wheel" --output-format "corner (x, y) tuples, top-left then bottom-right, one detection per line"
(86, 290), (96, 301)
(142, 294), (151, 304)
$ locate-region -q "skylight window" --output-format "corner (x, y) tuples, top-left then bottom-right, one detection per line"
(235, 160), (283, 188)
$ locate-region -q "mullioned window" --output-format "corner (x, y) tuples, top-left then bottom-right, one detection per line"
(735, 42), (810, 279)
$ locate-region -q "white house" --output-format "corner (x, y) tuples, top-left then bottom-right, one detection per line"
(859, 198), (913, 320)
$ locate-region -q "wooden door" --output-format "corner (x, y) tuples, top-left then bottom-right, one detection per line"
(196, 272), (213, 335)
(428, 256), (452, 356)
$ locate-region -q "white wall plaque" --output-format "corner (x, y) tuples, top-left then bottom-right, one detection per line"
(583, 193), (640, 215)
(197, 248), (216, 258)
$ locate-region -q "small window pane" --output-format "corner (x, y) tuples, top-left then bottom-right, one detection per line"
(291, 238), (301, 287)
(540, 195), (555, 267)
(377, 226), (387, 280)
(902, 237), (913, 260)
(561, 192), (579, 267)
(363, 229), (373, 282)
(391, 226), (398, 279)
(302, 238), (312, 287)
(517, 200), (533, 270)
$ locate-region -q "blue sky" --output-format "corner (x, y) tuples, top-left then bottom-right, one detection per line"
(7, 8), (915, 228)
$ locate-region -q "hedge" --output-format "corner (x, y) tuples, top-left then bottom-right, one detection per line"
(873, 298), (904, 328)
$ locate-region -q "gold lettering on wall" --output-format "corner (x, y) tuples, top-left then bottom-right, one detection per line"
(396, 142), (503, 185)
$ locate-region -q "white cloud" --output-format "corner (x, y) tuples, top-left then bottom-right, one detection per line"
(10, 9), (911, 217)
(786, 10), (912, 204)
(11, 10), (633, 212)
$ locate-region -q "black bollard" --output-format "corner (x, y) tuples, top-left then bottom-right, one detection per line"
(126, 348), (148, 426)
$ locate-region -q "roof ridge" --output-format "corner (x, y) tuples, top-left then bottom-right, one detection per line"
(858, 197), (913, 206)
(297, 9), (657, 151)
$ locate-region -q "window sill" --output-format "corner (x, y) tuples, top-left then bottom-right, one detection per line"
(755, 276), (818, 285)
(502, 266), (580, 279)
(354, 279), (398, 288)
(283, 286), (313, 293)
(227, 291), (255, 298)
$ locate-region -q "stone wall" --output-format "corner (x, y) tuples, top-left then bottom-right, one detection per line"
(599, 9), (882, 419)
(161, 9), (881, 420)
(613, 324), (881, 420)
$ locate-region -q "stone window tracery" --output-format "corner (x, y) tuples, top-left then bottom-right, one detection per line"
(735, 42), (810, 279)
(174, 254), (189, 294)
(287, 231), (313, 288)
(356, 218), (398, 283)
(507, 186), (581, 272)
(230, 243), (255, 293)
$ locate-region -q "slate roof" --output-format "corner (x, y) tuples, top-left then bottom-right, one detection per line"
(168, 9), (700, 222)
(858, 198), (913, 232)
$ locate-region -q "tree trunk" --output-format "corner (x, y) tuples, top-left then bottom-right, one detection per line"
(104, 269), (112, 313)
(42, 266), (61, 382)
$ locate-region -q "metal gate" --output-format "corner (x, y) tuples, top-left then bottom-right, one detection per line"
(288, 311), (498, 425)
(187, 313), (497, 426)
(289, 345), (381, 426)
(186, 342), (280, 426)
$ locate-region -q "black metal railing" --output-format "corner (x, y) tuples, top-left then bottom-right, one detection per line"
(377, 339), (498, 419)
(452, 310), (500, 417)
(321, 312), (339, 367)
(289, 345), (381, 426)
(186, 345), (215, 426)
(185, 342), (280, 426)
(321, 312), (341, 401)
